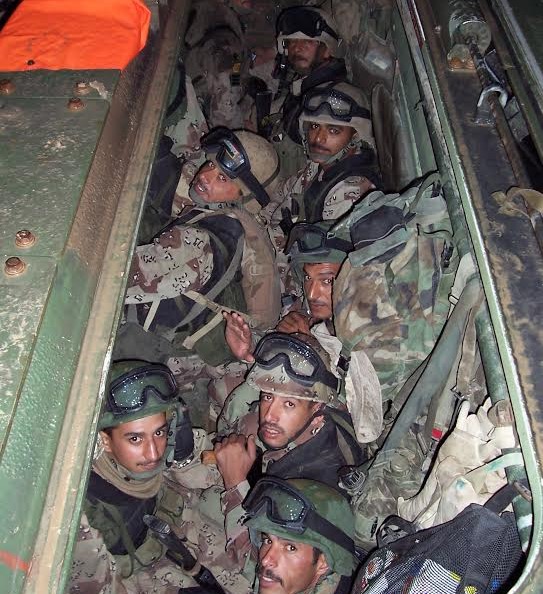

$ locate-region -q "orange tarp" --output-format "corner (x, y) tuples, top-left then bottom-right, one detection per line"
(0, 0), (150, 71)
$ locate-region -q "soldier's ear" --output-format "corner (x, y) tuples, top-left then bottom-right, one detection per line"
(319, 43), (332, 61)
(314, 552), (330, 580)
(100, 430), (113, 453)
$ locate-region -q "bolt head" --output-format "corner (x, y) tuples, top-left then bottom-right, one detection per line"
(15, 229), (36, 248)
(67, 97), (85, 111)
(74, 81), (91, 95)
(0, 79), (15, 95)
(5, 257), (26, 276)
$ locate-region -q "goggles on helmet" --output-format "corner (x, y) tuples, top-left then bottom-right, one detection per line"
(243, 477), (354, 554)
(285, 223), (352, 256)
(303, 87), (370, 123)
(277, 7), (338, 42)
(201, 127), (270, 207)
(107, 364), (178, 416)
(252, 332), (338, 391)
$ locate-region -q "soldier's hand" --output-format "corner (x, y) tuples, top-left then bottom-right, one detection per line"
(224, 312), (254, 362)
(276, 311), (313, 335)
(214, 433), (257, 489)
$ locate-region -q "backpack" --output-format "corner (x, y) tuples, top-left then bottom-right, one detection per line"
(353, 488), (525, 594)
(331, 173), (457, 404)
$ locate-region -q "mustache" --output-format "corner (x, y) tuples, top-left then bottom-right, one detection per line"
(257, 564), (283, 586)
(259, 422), (284, 434)
(308, 143), (331, 153)
(308, 299), (329, 309)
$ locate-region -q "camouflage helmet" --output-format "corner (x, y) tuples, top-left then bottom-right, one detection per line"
(246, 332), (339, 404)
(201, 127), (279, 208)
(299, 81), (375, 150)
(286, 221), (351, 267)
(99, 360), (179, 430)
(277, 6), (342, 58)
(244, 477), (357, 576)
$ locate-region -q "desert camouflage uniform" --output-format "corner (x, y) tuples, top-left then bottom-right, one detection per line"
(195, 405), (361, 586)
(164, 75), (209, 161)
(261, 159), (375, 291)
(267, 58), (349, 181)
(69, 430), (246, 594)
(184, 0), (281, 129)
(123, 200), (280, 404)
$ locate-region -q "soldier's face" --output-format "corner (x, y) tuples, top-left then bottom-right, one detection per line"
(287, 39), (331, 75)
(304, 262), (342, 320)
(257, 532), (329, 594)
(258, 393), (322, 449)
(191, 161), (242, 203)
(100, 413), (168, 474)
(306, 122), (356, 163)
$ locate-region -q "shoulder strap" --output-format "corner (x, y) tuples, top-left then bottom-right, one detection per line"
(137, 211), (245, 337)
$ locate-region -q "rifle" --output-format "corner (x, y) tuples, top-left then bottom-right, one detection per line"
(144, 514), (226, 594)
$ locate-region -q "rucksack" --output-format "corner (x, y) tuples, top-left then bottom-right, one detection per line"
(331, 173), (457, 404)
(353, 489), (525, 594)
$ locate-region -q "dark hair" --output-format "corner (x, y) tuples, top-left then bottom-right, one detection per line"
(312, 546), (323, 565)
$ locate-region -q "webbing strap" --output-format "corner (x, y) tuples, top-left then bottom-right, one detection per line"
(165, 224), (245, 339)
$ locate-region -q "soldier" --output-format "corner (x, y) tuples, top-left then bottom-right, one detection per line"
(205, 332), (364, 571)
(267, 80), (381, 244)
(184, 0), (282, 129)
(68, 360), (215, 593)
(117, 129), (281, 409)
(224, 221), (383, 444)
(267, 6), (348, 178)
(243, 477), (358, 594)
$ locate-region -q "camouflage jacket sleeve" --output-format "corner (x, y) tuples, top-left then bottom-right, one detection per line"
(68, 513), (128, 594)
(220, 480), (252, 568)
(321, 176), (375, 220)
(125, 223), (214, 305)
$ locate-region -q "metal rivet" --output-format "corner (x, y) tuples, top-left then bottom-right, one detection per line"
(27, 59), (35, 66)
(74, 81), (91, 95)
(15, 229), (36, 248)
(0, 79), (15, 95)
(5, 257), (26, 276)
(67, 97), (85, 111)
(448, 57), (464, 70)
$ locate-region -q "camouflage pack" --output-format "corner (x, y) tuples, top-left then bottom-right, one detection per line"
(331, 173), (457, 405)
